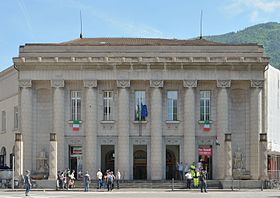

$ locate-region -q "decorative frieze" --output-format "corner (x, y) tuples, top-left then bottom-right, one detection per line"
(99, 137), (117, 145)
(19, 80), (32, 88)
(132, 138), (149, 145)
(51, 80), (64, 88)
(251, 80), (264, 88)
(183, 80), (197, 88)
(83, 80), (97, 88)
(165, 137), (181, 145)
(217, 80), (231, 88)
(150, 80), (163, 88)
(117, 80), (130, 88)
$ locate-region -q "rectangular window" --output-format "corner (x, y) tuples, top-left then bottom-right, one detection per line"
(167, 91), (178, 121)
(200, 91), (211, 121)
(2, 111), (6, 131)
(103, 91), (113, 121)
(71, 91), (81, 120)
(135, 91), (146, 121)
(14, 106), (18, 129)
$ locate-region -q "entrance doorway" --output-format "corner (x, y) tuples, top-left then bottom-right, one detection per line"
(101, 145), (115, 172)
(166, 145), (179, 180)
(198, 146), (212, 179)
(69, 146), (83, 180)
(133, 145), (147, 179)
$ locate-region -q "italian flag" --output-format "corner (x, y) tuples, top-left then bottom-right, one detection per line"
(203, 120), (210, 132)
(72, 120), (80, 132)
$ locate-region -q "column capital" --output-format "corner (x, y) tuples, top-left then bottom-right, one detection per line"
(217, 80), (231, 88)
(150, 80), (163, 88)
(251, 80), (264, 88)
(117, 80), (130, 88)
(19, 80), (32, 88)
(183, 80), (197, 88)
(51, 80), (64, 88)
(83, 80), (97, 88)
(15, 133), (22, 141)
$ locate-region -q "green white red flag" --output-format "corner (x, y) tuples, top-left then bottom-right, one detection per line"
(203, 120), (210, 132)
(72, 120), (80, 132)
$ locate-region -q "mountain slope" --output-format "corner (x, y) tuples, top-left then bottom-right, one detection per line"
(205, 22), (280, 69)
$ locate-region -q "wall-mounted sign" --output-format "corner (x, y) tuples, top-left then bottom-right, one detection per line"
(198, 148), (212, 156)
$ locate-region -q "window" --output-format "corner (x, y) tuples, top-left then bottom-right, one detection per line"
(200, 91), (211, 121)
(14, 106), (18, 129)
(167, 91), (178, 121)
(1, 111), (6, 131)
(135, 91), (146, 121)
(103, 91), (113, 121)
(71, 91), (81, 120)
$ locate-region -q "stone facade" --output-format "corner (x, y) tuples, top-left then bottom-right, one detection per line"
(0, 38), (275, 181)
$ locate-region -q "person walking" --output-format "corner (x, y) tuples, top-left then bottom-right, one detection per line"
(116, 169), (121, 189)
(83, 171), (91, 192)
(185, 170), (192, 189)
(199, 169), (207, 193)
(24, 170), (32, 196)
(96, 169), (103, 189)
(177, 162), (184, 180)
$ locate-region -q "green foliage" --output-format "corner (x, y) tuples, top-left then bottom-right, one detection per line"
(205, 22), (280, 69)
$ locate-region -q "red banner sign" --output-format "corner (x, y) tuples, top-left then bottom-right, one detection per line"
(198, 148), (212, 156)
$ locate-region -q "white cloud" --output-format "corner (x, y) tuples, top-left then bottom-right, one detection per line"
(224, 0), (280, 22)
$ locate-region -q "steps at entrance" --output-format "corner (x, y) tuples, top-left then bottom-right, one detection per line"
(72, 180), (222, 189)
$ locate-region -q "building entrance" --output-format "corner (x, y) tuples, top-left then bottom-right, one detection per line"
(166, 145), (179, 180)
(101, 145), (115, 172)
(133, 145), (147, 179)
(198, 146), (212, 179)
(69, 146), (83, 179)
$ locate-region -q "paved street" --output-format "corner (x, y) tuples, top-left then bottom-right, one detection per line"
(0, 189), (280, 198)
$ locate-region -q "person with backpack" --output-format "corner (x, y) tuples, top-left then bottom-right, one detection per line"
(199, 169), (207, 193)
(106, 171), (114, 191)
(83, 171), (91, 192)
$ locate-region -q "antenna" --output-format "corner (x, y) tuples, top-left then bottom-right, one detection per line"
(80, 10), (83, 39)
(200, 10), (203, 39)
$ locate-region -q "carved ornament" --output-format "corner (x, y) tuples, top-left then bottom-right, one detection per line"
(51, 80), (64, 88)
(183, 80), (197, 88)
(217, 80), (231, 88)
(150, 80), (163, 88)
(117, 80), (130, 88)
(19, 80), (32, 88)
(83, 80), (97, 88)
(251, 80), (264, 88)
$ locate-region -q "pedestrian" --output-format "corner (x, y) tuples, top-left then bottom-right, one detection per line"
(65, 168), (71, 190)
(24, 170), (32, 196)
(116, 169), (121, 189)
(185, 170), (192, 189)
(83, 171), (91, 192)
(177, 162), (184, 180)
(199, 169), (207, 193)
(96, 169), (103, 189)
(106, 172), (114, 191)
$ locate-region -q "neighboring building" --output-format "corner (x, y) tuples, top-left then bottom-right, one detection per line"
(265, 66), (280, 178)
(0, 38), (273, 181)
(0, 66), (18, 169)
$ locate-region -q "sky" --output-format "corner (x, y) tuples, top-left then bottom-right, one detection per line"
(0, 0), (280, 71)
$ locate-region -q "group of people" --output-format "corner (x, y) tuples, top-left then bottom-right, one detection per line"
(57, 169), (76, 190)
(182, 161), (208, 193)
(97, 169), (121, 191)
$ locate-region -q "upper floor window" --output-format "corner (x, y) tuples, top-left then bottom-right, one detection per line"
(103, 91), (113, 121)
(2, 111), (6, 131)
(71, 91), (81, 121)
(14, 106), (18, 129)
(135, 91), (147, 121)
(167, 91), (178, 121)
(200, 91), (211, 121)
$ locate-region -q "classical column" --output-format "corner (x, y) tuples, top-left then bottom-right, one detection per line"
(224, 133), (232, 180)
(117, 80), (130, 179)
(15, 133), (23, 178)
(150, 80), (163, 180)
(19, 80), (33, 172)
(84, 80), (98, 176)
(183, 80), (197, 165)
(250, 80), (263, 179)
(259, 133), (268, 180)
(49, 133), (57, 180)
(216, 80), (231, 179)
(51, 80), (65, 171)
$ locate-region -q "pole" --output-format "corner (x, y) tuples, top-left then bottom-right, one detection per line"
(172, 178), (174, 191)
(12, 155), (15, 190)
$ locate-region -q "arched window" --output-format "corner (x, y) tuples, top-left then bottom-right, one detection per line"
(0, 147), (6, 168)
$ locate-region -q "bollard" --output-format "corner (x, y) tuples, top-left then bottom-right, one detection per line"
(172, 178), (174, 191)
(231, 178), (234, 191)
(261, 180), (263, 191)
